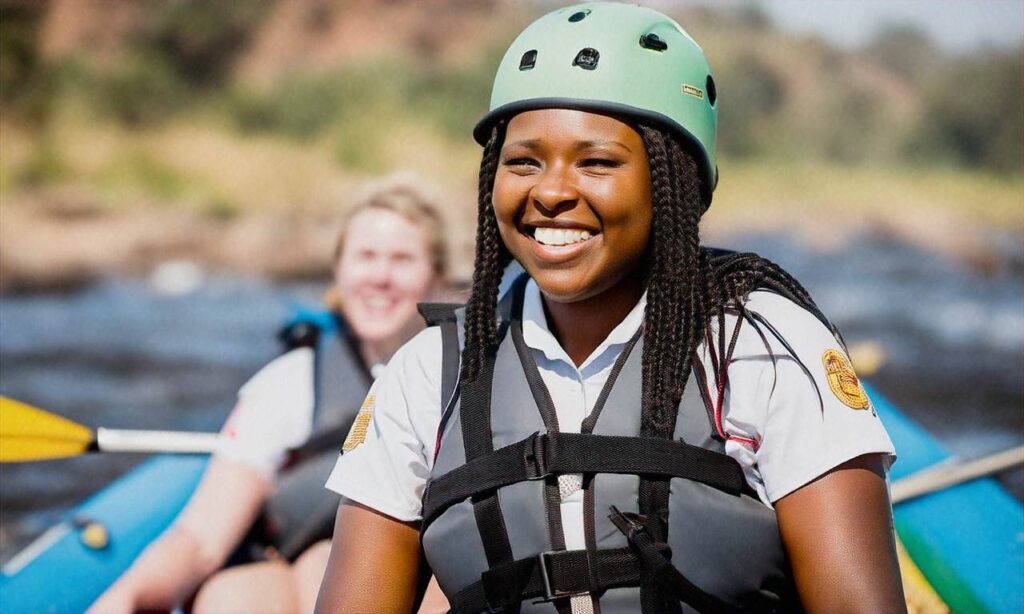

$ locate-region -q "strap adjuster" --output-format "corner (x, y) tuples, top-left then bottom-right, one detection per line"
(535, 550), (588, 603)
(524, 432), (552, 480)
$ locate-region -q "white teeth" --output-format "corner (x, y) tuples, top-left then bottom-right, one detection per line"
(533, 227), (595, 246)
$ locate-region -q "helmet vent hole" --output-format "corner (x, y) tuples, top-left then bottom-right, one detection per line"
(568, 10), (590, 22)
(706, 75), (717, 106)
(639, 33), (668, 52)
(519, 50), (537, 71)
(572, 48), (600, 71)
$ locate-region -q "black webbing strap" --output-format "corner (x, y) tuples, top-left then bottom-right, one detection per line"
(457, 279), (527, 609)
(422, 432), (744, 529)
(609, 506), (740, 614)
(508, 280), (570, 605)
(460, 350), (517, 575)
(449, 545), (670, 613)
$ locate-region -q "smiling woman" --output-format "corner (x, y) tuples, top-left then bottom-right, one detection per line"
(328, 181), (448, 369)
(317, 3), (905, 613)
(88, 176), (449, 614)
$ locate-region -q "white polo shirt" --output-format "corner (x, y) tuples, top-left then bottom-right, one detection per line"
(215, 346), (388, 479)
(326, 280), (895, 539)
(215, 348), (318, 478)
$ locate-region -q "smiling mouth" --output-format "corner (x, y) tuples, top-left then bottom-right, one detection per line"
(526, 226), (597, 246)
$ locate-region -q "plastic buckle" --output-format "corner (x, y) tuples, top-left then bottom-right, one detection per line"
(608, 505), (647, 541)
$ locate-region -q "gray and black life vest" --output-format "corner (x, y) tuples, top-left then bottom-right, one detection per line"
(419, 278), (801, 613)
(253, 314), (374, 560)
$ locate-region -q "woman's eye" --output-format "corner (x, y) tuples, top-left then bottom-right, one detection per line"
(580, 158), (621, 168)
(503, 157), (539, 168)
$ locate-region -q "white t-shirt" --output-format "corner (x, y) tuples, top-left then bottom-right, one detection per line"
(215, 347), (317, 478)
(326, 280), (895, 538)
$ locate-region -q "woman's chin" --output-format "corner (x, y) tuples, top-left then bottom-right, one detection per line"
(347, 308), (420, 343)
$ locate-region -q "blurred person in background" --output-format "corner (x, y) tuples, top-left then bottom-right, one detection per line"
(89, 176), (450, 614)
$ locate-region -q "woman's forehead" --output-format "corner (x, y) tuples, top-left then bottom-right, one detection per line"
(504, 108), (643, 148)
(344, 209), (428, 247)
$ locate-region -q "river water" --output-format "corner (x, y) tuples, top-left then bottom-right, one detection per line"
(1, 231), (1022, 563)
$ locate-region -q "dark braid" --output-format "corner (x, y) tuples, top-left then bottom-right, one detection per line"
(637, 125), (705, 438)
(637, 123), (825, 438)
(461, 125), (511, 382)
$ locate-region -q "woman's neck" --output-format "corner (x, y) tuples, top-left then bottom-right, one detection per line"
(356, 317), (424, 372)
(541, 276), (645, 368)
(358, 341), (392, 371)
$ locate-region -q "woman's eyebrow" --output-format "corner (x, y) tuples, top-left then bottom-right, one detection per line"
(503, 139), (541, 151)
(577, 139), (632, 153)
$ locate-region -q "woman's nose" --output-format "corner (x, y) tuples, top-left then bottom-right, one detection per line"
(531, 165), (578, 214)
(364, 257), (393, 285)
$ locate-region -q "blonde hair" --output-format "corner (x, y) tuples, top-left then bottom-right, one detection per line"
(325, 174), (449, 312)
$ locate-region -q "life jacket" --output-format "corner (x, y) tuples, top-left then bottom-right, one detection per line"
(244, 311), (374, 561)
(419, 277), (802, 614)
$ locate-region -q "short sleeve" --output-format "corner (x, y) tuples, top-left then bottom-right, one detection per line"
(324, 327), (444, 522)
(743, 292), (896, 503)
(215, 347), (316, 478)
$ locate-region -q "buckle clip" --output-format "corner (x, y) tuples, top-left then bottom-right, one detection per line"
(608, 505), (648, 541)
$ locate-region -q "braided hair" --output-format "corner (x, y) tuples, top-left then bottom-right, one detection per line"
(461, 121), (823, 438)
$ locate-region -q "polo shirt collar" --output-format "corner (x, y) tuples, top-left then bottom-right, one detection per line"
(520, 278), (646, 373)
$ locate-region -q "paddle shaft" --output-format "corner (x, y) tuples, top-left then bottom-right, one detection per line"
(95, 428), (219, 454)
(891, 444), (1024, 504)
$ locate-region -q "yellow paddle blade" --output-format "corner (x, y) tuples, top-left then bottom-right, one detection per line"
(0, 397), (95, 462)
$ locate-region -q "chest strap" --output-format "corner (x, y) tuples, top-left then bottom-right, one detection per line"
(450, 544), (669, 613)
(422, 431), (744, 530)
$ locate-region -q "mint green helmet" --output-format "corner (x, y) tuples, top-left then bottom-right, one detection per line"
(474, 2), (719, 197)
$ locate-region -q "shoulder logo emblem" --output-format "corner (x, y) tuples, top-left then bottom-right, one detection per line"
(342, 393), (375, 452)
(821, 349), (870, 409)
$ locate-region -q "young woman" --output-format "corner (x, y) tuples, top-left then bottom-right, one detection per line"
(89, 177), (449, 614)
(317, 4), (905, 613)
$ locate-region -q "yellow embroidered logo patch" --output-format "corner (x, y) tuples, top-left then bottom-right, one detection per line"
(342, 394), (374, 452)
(822, 349), (870, 409)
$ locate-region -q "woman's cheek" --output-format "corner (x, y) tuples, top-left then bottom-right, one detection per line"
(395, 263), (435, 299)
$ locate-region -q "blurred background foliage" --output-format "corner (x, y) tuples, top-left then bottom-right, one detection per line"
(3, 1), (1019, 169)
(0, 0), (1020, 282)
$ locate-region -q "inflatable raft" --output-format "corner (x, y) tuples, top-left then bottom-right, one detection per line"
(0, 456), (207, 614)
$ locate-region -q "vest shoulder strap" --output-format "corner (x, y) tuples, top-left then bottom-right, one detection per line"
(418, 302), (464, 457)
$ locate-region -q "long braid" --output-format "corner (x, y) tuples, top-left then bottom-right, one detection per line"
(638, 125), (699, 438)
(461, 125), (511, 383)
(637, 123), (825, 436)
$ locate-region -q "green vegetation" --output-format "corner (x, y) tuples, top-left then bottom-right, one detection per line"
(96, 152), (190, 201)
(0, 1), (1019, 228)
